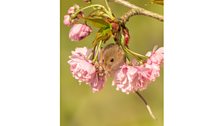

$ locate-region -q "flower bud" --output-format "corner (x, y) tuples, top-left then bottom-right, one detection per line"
(67, 4), (80, 14)
(122, 28), (130, 45)
(69, 24), (92, 41)
(67, 6), (75, 14)
(111, 22), (119, 32)
(64, 15), (71, 26)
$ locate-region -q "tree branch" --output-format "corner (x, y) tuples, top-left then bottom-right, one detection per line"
(113, 0), (164, 22)
(135, 91), (156, 119)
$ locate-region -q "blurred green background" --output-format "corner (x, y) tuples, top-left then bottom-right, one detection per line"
(60, 0), (163, 126)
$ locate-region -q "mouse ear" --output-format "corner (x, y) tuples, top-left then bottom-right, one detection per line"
(116, 48), (124, 56)
(114, 45), (121, 52)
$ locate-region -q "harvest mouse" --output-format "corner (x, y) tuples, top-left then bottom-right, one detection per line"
(99, 43), (126, 76)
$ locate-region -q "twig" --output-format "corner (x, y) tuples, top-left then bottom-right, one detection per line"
(135, 91), (156, 119)
(113, 0), (163, 22)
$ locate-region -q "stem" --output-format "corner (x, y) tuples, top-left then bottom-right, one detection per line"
(87, 52), (93, 59)
(119, 34), (147, 61)
(123, 47), (141, 61)
(72, 4), (113, 19)
(104, 0), (113, 17)
(113, 0), (163, 22)
(135, 91), (156, 120)
(124, 47), (148, 60)
(120, 44), (131, 61)
(93, 41), (102, 62)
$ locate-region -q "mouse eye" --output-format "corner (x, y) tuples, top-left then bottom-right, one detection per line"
(110, 58), (114, 62)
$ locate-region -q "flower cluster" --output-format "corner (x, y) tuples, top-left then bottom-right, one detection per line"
(68, 47), (106, 92)
(113, 47), (163, 94)
(68, 46), (163, 94)
(64, 2), (163, 94)
(64, 5), (92, 41)
(63, 5), (80, 26)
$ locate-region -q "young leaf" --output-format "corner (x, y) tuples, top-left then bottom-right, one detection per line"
(92, 25), (112, 46)
(89, 9), (109, 18)
(84, 17), (109, 28)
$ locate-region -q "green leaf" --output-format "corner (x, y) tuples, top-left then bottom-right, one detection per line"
(89, 9), (109, 18)
(92, 25), (112, 46)
(84, 17), (109, 28)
